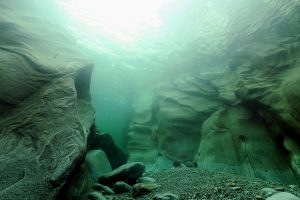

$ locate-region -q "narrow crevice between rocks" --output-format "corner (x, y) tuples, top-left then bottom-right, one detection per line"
(74, 64), (94, 100)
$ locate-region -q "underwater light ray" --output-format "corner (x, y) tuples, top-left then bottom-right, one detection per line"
(58, 0), (174, 43)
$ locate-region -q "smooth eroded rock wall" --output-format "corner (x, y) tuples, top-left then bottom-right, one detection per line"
(127, 35), (300, 184)
(0, 1), (94, 199)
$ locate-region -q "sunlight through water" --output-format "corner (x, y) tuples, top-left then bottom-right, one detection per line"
(58, 0), (173, 43)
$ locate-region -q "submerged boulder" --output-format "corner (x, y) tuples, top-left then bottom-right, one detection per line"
(85, 150), (112, 182)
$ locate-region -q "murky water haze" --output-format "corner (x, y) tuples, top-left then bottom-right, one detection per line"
(18, 0), (300, 149)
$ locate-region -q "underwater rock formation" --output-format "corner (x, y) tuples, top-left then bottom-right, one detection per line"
(153, 77), (221, 161)
(65, 133), (128, 199)
(85, 150), (112, 182)
(0, 1), (94, 199)
(127, 91), (159, 164)
(127, 35), (300, 184)
(65, 149), (112, 199)
(196, 106), (298, 183)
(222, 36), (300, 182)
(89, 133), (128, 169)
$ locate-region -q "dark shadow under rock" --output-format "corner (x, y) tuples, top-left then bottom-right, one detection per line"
(89, 133), (128, 169)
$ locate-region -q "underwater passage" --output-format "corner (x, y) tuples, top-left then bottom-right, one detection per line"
(1, 0), (300, 199)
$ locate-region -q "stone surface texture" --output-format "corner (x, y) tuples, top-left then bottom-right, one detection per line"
(0, 1), (94, 199)
(127, 36), (300, 184)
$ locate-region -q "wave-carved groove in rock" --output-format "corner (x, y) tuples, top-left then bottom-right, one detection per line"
(127, 35), (300, 184)
(0, 1), (95, 199)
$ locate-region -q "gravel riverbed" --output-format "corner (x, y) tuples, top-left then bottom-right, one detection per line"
(107, 168), (300, 200)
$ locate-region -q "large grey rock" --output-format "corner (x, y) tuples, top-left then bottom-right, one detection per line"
(195, 106), (299, 183)
(193, 36), (300, 183)
(0, 1), (94, 199)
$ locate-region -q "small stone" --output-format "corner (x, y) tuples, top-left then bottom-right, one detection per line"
(173, 161), (181, 168)
(289, 185), (297, 190)
(183, 161), (198, 168)
(113, 181), (132, 194)
(153, 192), (179, 200)
(88, 191), (107, 200)
(266, 192), (300, 200)
(274, 187), (285, 192)
(230, 186), (241, 190)
(227, 181), (236, 187)
(92, 183), (115, 195)
(193, 192), (201, 199)
(255, 195), (265, 200)
(133, 182), (160, 197)
(138, 176), (156, 183)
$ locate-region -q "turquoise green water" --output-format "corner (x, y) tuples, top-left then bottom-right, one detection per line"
(91, 67), (133, 151)
(2, 0), (300, 185)
(2, 2), (300, 199)
(55, 0), (300, 151)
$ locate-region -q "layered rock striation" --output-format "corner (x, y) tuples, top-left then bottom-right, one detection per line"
(127, 35), (300, 184)
(0, 1), (94, 199)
